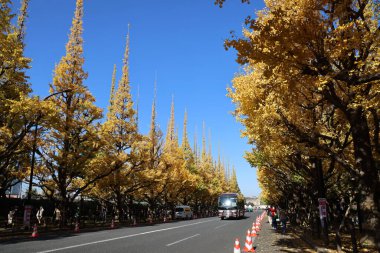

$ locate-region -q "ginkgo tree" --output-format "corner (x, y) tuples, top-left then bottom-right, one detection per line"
(35, 0), (103, 225)
(227, 0), (379, 249)
(161, 99), (190, 213)
(0, 0), (244, 228)
(0, 0), (33, 198)
(138, 91), (167, 220)
(88, 30), (149, 221)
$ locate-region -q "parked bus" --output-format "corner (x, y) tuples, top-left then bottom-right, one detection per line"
(218, 193), (245, 220)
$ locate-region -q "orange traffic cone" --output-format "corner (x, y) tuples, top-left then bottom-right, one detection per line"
(243, 229), (255, 252)
(31, 223), (38, 238)
(250, 227), (257, 237)
(74, 221), (80, 232)
(110, 219), (115, 229)
(255, 222), (260, 232)
(234, 238), (241, 253)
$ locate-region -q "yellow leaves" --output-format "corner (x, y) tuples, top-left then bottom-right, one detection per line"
(228, 0), (380, 208)
(0, 127), (12, 153)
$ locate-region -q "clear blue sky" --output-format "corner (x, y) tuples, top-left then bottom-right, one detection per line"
(13, 0), (266, 198)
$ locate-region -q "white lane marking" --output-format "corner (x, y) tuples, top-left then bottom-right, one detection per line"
(166, 234), (200, 246)
(214, 223), (229, 229)
(36, 219), (217, 253)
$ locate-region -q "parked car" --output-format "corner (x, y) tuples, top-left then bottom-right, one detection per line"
(175, 205), (193, 219)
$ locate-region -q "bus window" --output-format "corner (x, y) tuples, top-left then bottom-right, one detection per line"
(218, 197), (237, 207)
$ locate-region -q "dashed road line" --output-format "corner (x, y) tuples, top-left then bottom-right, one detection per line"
(35, 219), (216, 253)
(166, 234), (200, 246)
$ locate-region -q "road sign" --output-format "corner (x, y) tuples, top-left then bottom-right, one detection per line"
(318, 198), (327, 219)
(24, 205), (32, 227)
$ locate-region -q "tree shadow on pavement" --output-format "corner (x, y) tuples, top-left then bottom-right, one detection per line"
(271, 228), (317, 253)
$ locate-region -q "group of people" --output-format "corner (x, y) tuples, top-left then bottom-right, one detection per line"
(267, 206), (288, 234)
(6, 206), (62, 228)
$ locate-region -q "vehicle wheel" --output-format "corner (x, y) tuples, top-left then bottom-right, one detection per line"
(221, 217), (224, 220)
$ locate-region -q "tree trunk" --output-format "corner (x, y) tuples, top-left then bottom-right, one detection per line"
(312, 157), (329, 245)
(348, 218), (358, 253)
(356, 194), (363, 233)
(116, 190), (123, 222)
(348, 108), (380, 251)
(58, 180), (68, 227)
(335, 226), (343, 252)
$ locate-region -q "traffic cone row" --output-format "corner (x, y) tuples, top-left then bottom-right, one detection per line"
(31, 223), (38, 238)
(255, 222), (260, 232)
(243, 229), (255, 252)
(233, 212), (269, 252)
(250, 227), (257, 237)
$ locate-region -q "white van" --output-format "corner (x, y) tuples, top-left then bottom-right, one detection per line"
(175, 205), (193, 219)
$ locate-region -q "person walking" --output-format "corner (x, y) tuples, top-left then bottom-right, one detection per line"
(53, 207), (61, 226)
(267, 207), (272, 225)
(270, 206), (278, 230)
(36, 206), (44, 224)
(279, 209), (287, 234)
(7, 208), (16, 228)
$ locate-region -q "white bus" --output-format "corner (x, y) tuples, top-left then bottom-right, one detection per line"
(218, 193), (245, 220)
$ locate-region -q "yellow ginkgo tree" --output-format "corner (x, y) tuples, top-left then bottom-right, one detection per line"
(90, 28), (150, 221)
(0, 0), (33, 198)
(227, 0), (379, 248)
(35, 0), (103, 225)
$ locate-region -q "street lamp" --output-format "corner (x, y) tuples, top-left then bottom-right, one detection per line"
(27, 89), (71, 200)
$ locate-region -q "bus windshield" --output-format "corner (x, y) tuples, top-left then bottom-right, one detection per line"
(218, 196), (237, 207)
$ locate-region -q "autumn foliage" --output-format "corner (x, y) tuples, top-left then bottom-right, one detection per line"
(0, 0), (241, 225)
(226, 0), (379, 250)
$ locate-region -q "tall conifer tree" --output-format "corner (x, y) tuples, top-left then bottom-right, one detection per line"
(106, 64), (117, 120)
(37, 0), (102, 224)
(142, 83), (166, 212)
(181, 110), (191, 152)
(164, 97), (178, 151)
(94, 28), (147, 220)
(0, 0), (32, 198)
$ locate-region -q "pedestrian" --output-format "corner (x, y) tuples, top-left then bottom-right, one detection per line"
(53, 207), (61, 225)
(279, 209), (287, 234)
(270, 206), (278, 230)
(267, 206), (272, 225)
(36, 206), (44, 224)
(74, 206), (80, 222)
(7, 208), (16, 228)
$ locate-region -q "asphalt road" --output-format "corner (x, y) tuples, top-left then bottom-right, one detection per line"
(0, 211), (265, 253)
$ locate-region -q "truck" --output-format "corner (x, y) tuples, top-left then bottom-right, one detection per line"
(217, 192), (245, 220)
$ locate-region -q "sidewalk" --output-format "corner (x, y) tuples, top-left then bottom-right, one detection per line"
(253, 217), (328, 253)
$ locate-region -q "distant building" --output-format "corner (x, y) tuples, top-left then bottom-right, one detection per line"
(245, 196), (261, 206)
(5, 181), (22, 198)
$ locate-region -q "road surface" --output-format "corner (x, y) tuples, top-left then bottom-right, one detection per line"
(0, 211), (264, 253)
